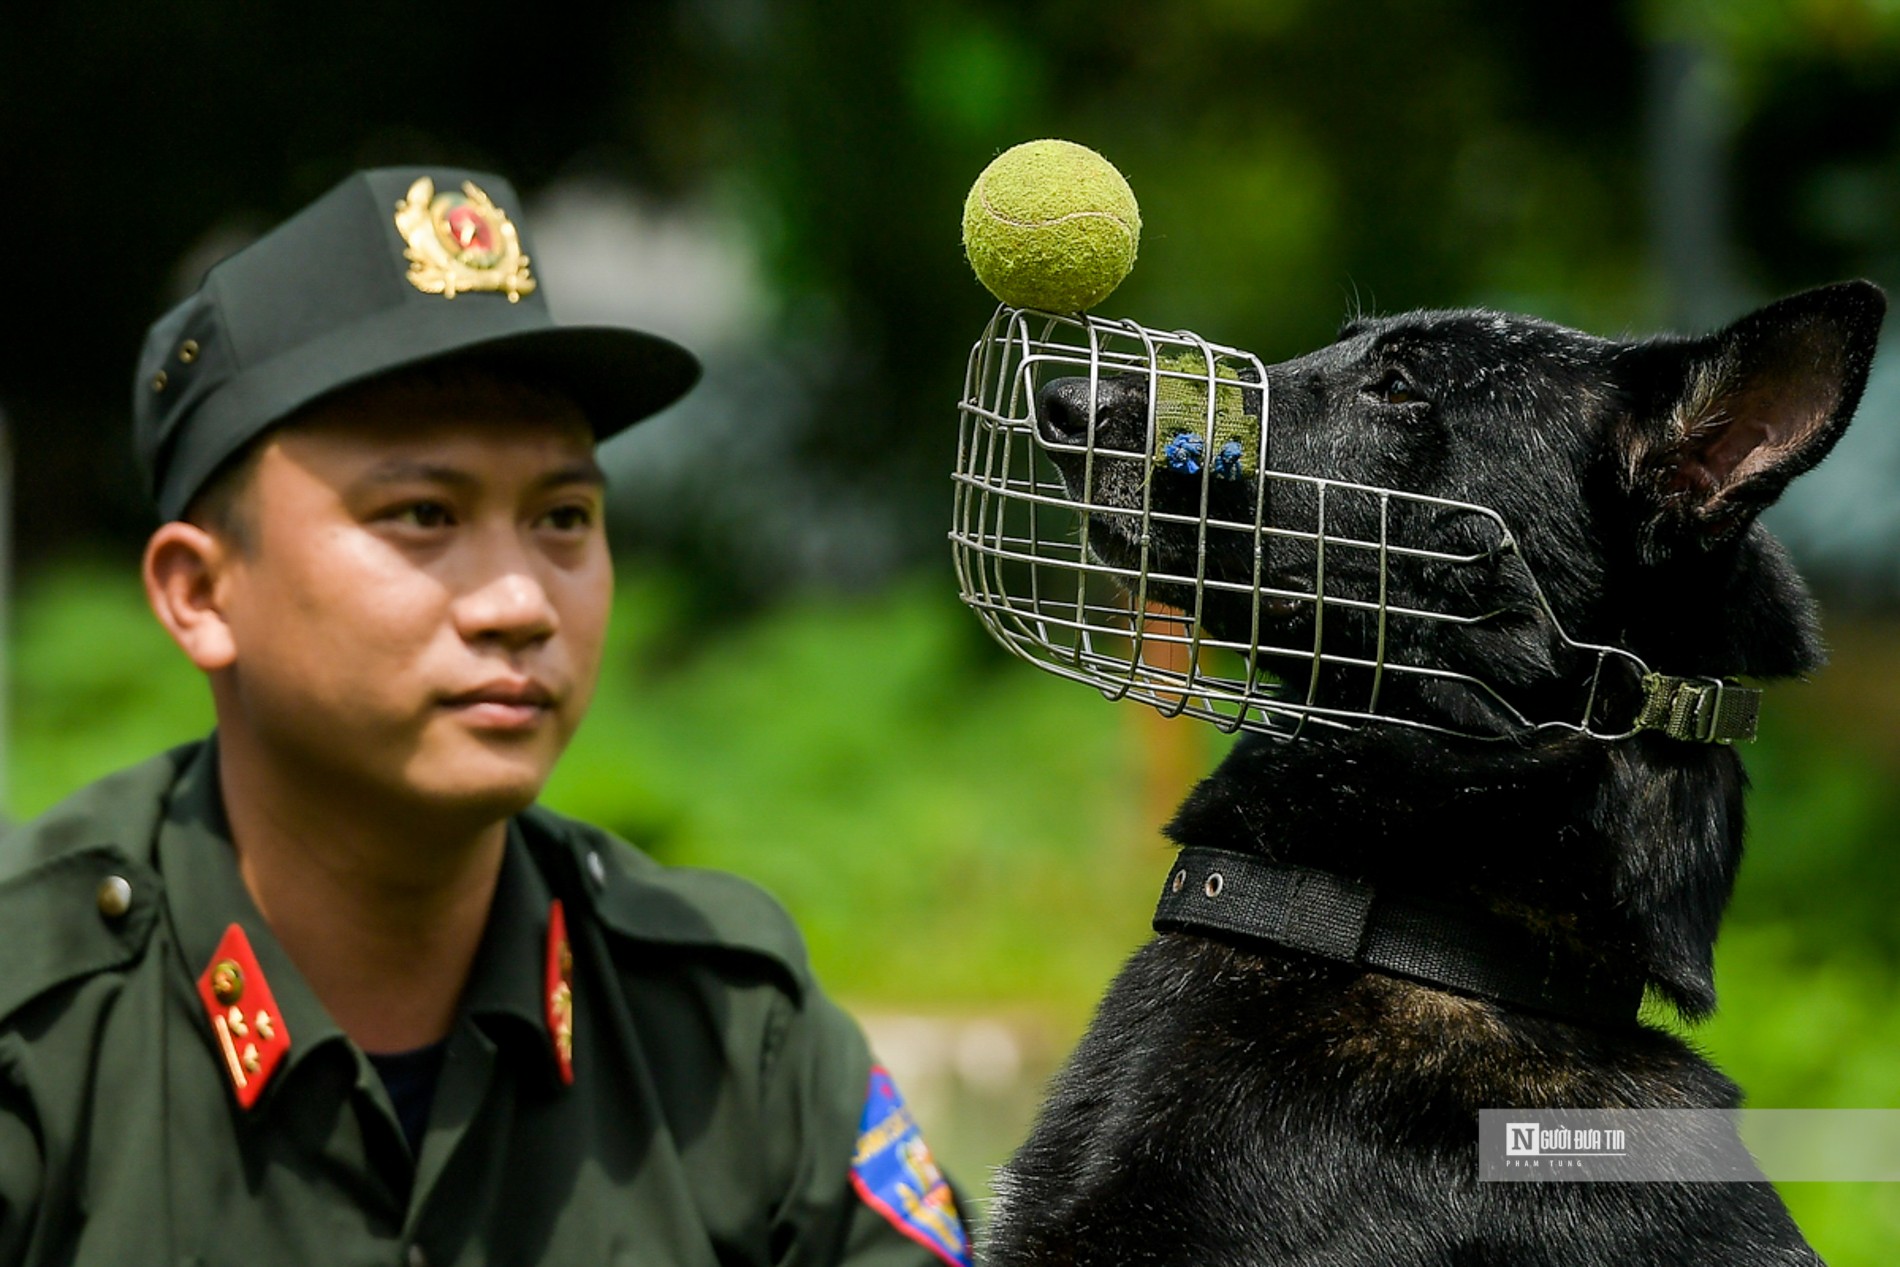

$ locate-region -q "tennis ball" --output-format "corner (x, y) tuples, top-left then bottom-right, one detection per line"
(962, 139), (1141, 312)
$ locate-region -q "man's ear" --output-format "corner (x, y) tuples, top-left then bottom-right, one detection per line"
(1616, 280), (1885, 563)
(143, 522), (238, 671)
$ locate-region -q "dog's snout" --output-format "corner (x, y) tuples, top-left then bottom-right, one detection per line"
(1037, 377), (1099, 442)
(1037, 374), (1150, 450)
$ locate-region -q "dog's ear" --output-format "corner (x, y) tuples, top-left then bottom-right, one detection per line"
(1616, 281), (1885, 563)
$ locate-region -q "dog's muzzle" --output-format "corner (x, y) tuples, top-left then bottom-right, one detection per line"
(949, 305), (1758, 744)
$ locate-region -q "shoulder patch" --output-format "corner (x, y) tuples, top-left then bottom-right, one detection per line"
(850, 1066), (971, 1267)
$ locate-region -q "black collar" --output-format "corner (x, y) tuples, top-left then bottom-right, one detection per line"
(1152, 847), (1644, 1027)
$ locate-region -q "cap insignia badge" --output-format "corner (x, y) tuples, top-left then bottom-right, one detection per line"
(394, 176), (537, 302)
(545, 899), (575, 1085)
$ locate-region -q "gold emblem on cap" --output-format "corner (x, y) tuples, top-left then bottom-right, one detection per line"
(394, 176), (536, 302)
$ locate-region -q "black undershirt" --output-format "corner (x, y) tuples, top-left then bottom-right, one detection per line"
(367, 1041), (448, 1155)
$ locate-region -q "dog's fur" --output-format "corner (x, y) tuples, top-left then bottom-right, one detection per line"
(987, 283), (1886, 1266)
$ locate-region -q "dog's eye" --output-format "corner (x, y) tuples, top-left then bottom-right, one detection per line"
(1369, 369), (1424, 406)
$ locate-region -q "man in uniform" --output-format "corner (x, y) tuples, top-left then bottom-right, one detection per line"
(0, 168), (971, 1267)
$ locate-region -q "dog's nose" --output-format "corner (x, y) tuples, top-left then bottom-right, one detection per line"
(1037, 377), (1102, 443)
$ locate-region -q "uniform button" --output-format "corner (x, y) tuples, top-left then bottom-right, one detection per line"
(96, 875), (133, 920)
(178, 338), (200, 363)
(586, 849), (606, 887)
(406, 1245), (429, 1267)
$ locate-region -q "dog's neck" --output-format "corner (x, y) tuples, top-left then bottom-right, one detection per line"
(1167, 729), (1618, 893)
(1164, 726), (1748, 1018)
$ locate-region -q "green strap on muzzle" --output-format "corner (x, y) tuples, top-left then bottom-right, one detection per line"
(1149, 350), (1261, 479)
(1636, 674), (1760, 743)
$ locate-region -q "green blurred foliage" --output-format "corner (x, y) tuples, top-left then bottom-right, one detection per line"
(1644, 0), (1900, 64)
(10, 565), (215, 805)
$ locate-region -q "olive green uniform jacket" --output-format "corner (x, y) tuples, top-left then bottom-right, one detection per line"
(0, 742), (966, 1267)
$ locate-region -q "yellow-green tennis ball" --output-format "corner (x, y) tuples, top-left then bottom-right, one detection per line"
(962, 139), (1141, 312)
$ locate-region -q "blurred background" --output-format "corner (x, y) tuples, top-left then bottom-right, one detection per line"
(6, 0), (1900, 1256)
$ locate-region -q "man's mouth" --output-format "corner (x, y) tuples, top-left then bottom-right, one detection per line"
(439, 679), (558, 731)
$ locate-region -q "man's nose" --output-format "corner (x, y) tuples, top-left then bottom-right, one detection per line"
(453, 567), (559, 649)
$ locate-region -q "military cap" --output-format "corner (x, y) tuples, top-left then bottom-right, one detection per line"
(134, 166), (700, 521)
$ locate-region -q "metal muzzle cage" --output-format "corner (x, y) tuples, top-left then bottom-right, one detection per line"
(949, 305), (1759, 744)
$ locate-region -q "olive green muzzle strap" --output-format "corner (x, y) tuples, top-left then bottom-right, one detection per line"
(1635, 674), (1760, 744)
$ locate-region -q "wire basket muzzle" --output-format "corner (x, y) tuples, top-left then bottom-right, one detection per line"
(949, 306), (1653, 742)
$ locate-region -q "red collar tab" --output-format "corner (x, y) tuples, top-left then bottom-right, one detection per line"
(545, 899), (575, 1086)
(196, 923), (292, 1109)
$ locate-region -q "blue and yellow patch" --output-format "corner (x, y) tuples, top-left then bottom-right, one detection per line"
(850, 1067), (971, 1267)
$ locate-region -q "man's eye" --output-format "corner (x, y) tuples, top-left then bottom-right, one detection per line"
(1370, 370), (1424, 406)
(542, 505), (594, 532)
(392, 501), (455, 528)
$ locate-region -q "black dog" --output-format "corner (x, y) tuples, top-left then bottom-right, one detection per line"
(983, 283), (1885, 1265)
